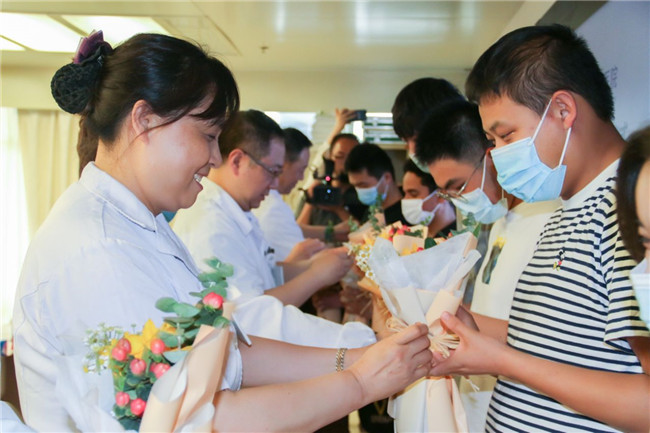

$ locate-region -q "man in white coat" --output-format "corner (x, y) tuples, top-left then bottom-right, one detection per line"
(173, 110), (376, 349)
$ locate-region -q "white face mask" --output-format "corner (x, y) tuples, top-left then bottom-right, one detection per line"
(401, 191), (440, 225)
(630, 259), (650, 327)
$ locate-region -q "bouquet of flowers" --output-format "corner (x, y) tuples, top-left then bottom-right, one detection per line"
(80, 257), (235, 432)
(348, 219), (480, 432)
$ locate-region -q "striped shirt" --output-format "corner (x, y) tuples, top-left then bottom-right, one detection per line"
(486, 161), (650, 433)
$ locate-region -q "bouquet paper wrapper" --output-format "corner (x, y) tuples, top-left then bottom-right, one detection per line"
(140, 302), (234, 432)
(367, 232), (480, 433)
(55, 303), (234, 432)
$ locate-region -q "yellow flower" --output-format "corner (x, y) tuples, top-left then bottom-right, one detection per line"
(124, 319), (159, 359)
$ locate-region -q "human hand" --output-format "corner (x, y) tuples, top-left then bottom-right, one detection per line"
(340, 283), (372, 320)
(334, 108), (358, 131)
(312, 285), (343, 312)
(333, 220), (351, 242)
(348, 323), (432, 403)
(285, 239), (326, 262)
(310, 246), (354, 286)
(429, 312), (507, 377)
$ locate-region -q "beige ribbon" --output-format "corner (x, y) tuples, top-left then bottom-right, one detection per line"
(386, 316), (459, 358)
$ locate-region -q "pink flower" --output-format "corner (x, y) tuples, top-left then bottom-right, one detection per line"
(130, 398), (146, 417)
(115, 392), (130, 407)
(111, 346), (128, 362)
(150, 338), (166, 355)
(129, 358), (146, 376)
(203, 292), (224, 309)
(150, 362), (170, 379)
(116, 338), (131, 354)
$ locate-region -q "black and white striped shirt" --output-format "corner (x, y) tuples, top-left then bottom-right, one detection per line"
(486, 161), (649, 432)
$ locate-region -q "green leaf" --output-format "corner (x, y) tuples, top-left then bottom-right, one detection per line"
(155, 297), (178, 313)
(424, 237), (436, 249)
(113, 405), (126, 418)
(126, 389), (138, 400)
(172, 302), (200, 318)
(212, 316), (230, 328)
(163, 349), (188, 364)
(159, 331), (180, 348)
(119, 416), (141, 431)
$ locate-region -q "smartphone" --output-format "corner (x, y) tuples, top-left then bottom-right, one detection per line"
(350, 109), (367, 122)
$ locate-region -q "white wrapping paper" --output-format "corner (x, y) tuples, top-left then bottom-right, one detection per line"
(366, 232), (480, 433)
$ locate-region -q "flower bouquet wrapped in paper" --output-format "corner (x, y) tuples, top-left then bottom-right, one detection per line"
(365, 231), (481, 433)
(346, 221), (432, 297)
(57, 258), (237, 432)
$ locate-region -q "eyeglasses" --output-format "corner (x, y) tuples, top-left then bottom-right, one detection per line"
(435, 154), (485, 202)
(242, 150), (283, 179)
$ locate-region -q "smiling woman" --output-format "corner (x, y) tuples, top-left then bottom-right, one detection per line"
(12, 31), (434, 432)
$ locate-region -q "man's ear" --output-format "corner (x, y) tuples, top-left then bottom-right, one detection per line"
(551, 90), (578, 130)
(227, 149), (246, 175)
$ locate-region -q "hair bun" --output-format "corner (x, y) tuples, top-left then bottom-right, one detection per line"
(50, 60), (103, 114)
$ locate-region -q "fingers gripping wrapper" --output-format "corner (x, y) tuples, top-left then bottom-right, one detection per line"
(51, 31), (113, 114)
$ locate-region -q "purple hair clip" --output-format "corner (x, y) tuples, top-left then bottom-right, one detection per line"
(73, 30), (112, 64)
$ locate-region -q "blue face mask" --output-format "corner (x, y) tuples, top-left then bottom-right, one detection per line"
(356, 176), (387, 205)
(408, 152), (430, 174)
(490, 101), (572, 203)
(450, 156), (508, 224)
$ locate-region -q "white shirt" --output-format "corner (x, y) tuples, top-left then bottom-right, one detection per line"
(12, 164), (242, 432)
(252, 189), (305, 262)
(173, 179), (376, 348)
(460, 199), (558, 433)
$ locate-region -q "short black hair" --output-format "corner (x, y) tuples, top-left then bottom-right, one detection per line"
(330, 133), (360, 150)
(282, 127), (312, 162)
(415, 99), (491, 165)
(466, 24), (613, 120)
(391, 77), (465, 139)
(345, 143), (395, 181)
(403, 159), (437, 192)
(219, 109), (284, 159)
(617, 125), (650, 262)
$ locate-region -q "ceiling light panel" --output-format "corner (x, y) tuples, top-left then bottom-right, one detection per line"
(0, 37), (26, 51)
(0, 13), (82, 52)
(62, 15), (169, 46)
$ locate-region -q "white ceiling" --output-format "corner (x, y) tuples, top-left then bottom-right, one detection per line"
(1, 0), (557, 73)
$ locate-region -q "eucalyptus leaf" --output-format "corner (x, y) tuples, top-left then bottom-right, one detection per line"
(424, 237), (436, 249)
(155, 297), (178, 313)
(163, 349), (188, 364)
(212, 316), (230, 328)
(173, 303), (200, 318)
(159, 331), (180, 348)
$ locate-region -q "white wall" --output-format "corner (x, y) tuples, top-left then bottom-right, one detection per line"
(1, 64), (468, 113)
(577, 1), (650, 138)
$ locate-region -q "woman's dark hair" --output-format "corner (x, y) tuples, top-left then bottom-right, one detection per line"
(466, 24), (613, 121)
(345, 143), (395, 181)
(415, 99), (491, 166)
(218, 109), (284, 159)
(51, 33), (239, 146)
(76, 116), (98, 176)
(617, 125), (650, 262)
(330, 133), (359, 150)
(391, 77), (464, 140)
(282, 128), (312, 162)
(403, 159), (437, 192)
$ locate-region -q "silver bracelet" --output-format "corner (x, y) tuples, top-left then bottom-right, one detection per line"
(335, 347), (348, 372)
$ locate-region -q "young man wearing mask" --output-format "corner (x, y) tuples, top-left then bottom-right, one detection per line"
(345, 143), (407, 225)
(430, 25), (649, 433)
(173, 110), (376, 350)
(401, 159), (456, 237)
(416, 99), (558, 432)
(391, 77), (465, 173)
